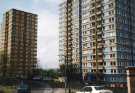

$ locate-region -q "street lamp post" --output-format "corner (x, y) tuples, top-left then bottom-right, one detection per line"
(65, 76), (67, 93)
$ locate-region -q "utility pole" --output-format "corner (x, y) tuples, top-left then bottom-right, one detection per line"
(64, 56), (67, 93)
(79, 0), (83, 83)
(94, 0), (99, 81)
(65, 0), (73, 93)
(94, 0), (104, 83)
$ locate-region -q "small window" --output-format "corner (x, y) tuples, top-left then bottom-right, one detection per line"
(83, 87), (92, 92)
(81, 87), (92, 92)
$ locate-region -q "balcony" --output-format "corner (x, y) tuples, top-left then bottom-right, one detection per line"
(96, 4), (101, 8)
(97, 24), (102, 28)
(97, 38), (102, 42)
(98, 44), (103, 48)
(96, 17), (101, 21)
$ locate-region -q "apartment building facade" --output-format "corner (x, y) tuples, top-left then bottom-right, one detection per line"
(59, 0), (135, 86)
(0, 9), (37, 79)
(59, 0), (82, 80)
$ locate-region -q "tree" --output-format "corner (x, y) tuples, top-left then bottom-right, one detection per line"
(60, 63), (81, 81)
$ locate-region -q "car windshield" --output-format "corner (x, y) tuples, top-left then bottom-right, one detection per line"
(81, 87), (92, 92)
(95, 86), (106, 90)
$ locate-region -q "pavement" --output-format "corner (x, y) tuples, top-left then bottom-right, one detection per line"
(30, 81), (65, 93)
(14, 81), (66, 93)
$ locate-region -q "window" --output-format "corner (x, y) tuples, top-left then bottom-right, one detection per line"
(95, 86), (107, 90)
(81, 87), (92, 92)
(109, 3), (113, 8)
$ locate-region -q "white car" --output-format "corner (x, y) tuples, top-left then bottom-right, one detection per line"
(76, 86), (113, 93)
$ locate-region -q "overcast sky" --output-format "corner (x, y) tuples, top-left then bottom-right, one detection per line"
(0, 0), (63, 69)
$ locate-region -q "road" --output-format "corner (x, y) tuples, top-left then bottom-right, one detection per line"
(31, 88), (65, 93)
(15, 81), (66, 93)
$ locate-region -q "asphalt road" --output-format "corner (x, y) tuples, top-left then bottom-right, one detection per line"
(15, 81), (66, 93)
(31, 88), (65, 93)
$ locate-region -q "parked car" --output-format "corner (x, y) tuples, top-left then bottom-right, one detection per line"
(76, 86), (113, 93)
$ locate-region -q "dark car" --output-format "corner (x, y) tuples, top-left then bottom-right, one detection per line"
(17, 83), (31, 93)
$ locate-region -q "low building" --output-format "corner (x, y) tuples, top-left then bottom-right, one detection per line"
(127, 67), (135, 93)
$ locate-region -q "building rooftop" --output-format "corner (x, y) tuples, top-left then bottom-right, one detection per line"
(6, 8), (38, 16)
